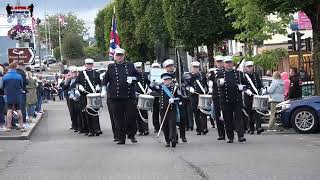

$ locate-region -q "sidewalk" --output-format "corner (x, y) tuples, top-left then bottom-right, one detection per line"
(0, 112), (45, 140)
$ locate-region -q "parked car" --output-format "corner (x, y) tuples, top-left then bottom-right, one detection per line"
(276, 96), (320, 133)
(30, 59), (46, 72)
(43, 55), (57, 64)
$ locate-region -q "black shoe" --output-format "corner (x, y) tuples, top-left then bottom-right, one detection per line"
(186, 128), (190, 131)
(74, 130), (78, 133)
(144, 132), (150, 136)
(117, 140), (125, 145)
(190, 128), (194, 131)
(84, 133), (89, 136)
(69, 127), (73, 130)
(217, 137), (226, 140)
(257, 129), (264, 134)
(203, 129), (209, 135)
(171, 141), (176, 148)
(95, 133), (100, 136)
(250, 131), (255, 135)
(238, 137), (247, 142)
(97, 131), (103, 135)
(165, 143), (170, 147)
(181, 137), (187, 143)
(138, 132), (144, 136)
(88, 133), (95, 137)
(227, 139), (234, 143)
(113, 138), (120, 142)
(197, 132), (202, 135)
(130, 137), (138, 143)
(78, 130), (84, 134)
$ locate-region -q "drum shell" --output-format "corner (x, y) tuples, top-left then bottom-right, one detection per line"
(198, 95), (212, 110)
(252, 95), (269, 110)
(86, 93), (103, 109)
(137, 95), (154, 111)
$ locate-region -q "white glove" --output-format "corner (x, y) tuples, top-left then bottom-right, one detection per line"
(169, 98), (174, 104)
(100, 86), (107, 97)
(245, 89), (253, 96)
(209, 88), (213, 94)
(147, 88), (152, 95)
(208, 80), (213, 88)
(238, 84), (245, 91)
(217, 78), (225, 86)
(95, 85), (101, 91)
(127, 77), (133, 84)
(78, 85), (85, 92)
(262, 88), (267, 95)
(150, 81), (156, 87)
(75, 89), (80, 96)
(189, 87), (195, 93)
(179, 102), (182, 105)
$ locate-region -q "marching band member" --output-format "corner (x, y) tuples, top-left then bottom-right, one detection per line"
(216, 56), (250, 143)
(101, 48), (140, 145)
(243, 61), (264, 134)
(181, 72), (193, 134)
(208, 55), (226, 140)
(187, 61), (209, 135)
(76, 58), (102, 137)
(159, 73), (180, 148)
(150, 62), (161, 133)
(134, 62), (151, 136)
(163, 59), (176, 78)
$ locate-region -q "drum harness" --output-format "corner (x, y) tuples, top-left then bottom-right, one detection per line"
(196, 79), (212, 116)
(83, 71), (102, 116)
(137, 82), (150, 123)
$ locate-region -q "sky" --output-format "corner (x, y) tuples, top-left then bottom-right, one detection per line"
(0, 0), (112, 36)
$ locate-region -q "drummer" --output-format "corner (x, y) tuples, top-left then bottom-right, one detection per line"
(149, 62), (161, 133)
(243, 61), (264, 134)
(134, 62), (151, 136)
(216, 56), (250, 143)
(159, 72), (180, 148)
(207, 55), (226, 140)
(76, 58), (102, 137)
(101, 48), (140, 145)
(187, 61), (209, 135)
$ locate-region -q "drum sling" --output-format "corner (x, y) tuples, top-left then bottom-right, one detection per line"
(161, 85), (180, 123)
(83, 71), (101, 116)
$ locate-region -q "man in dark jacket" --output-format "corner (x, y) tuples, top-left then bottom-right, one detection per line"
(288, 67), (302, 99)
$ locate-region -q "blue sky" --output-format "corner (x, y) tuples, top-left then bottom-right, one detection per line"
(0, 0), (112, 36)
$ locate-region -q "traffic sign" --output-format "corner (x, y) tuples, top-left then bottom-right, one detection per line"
(8, 48), (34, 64)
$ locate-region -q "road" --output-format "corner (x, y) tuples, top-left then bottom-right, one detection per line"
(0, 100), (319, 180)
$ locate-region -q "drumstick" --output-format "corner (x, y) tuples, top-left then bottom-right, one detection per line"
(157, 85), (177, 138)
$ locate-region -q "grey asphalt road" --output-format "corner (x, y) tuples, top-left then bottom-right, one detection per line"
(0, 101), (319, 180)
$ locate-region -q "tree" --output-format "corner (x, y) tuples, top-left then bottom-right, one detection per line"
(62, 33), (84, 60)
(251, 0), (320, 95)
(39, 13), (87, 49)
(53, 47), (60, 60)
(253, 48), (288, 70)
(84, 46), (101, 59)
(225, 0), (292, 56)
(95, 5), (114, 54)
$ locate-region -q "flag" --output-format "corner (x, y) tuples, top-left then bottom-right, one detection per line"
(108, 7), (120, 58)
(31, 17), (37, 33)
(58, 15), (65, 26)
(237, 58), (245, 72)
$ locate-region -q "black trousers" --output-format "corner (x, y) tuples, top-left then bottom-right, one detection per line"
(107, 99), (117, 139)
(178, 104), (186, 138)
(136, 109), (149, 133)
(183, 98), (194, 129)
(160, 107), (177, 144)
(109, 98), (137, 141)
(66, 97), (73, 127)
(221, 102), (245, 140)
(244, 96), (262, 131)
(79, 96), (101, 134)
(68, 98), (80, 130)
(191, 95), (207, 133)
(213, 99), (225, 138)
(152, 97), (160, 131)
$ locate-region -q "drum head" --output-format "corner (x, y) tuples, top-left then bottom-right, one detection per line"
(139, 94), (154, 99)
(199, 94), (212, 98)
(87, 93), (101, 97)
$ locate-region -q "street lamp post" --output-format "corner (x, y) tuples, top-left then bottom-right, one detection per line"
(36, 18), (42, 74)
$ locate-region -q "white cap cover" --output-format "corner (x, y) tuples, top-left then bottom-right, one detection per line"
(84, 58), (94, 64)
(163, 59), (174, 68)
(191, 61), (200, 67)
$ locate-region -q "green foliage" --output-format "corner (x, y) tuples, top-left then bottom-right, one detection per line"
(62, 33), (84, 59)
(53, 47), (60, 60)
(224, 0), (293, 56)
(253, 48), (288, 70)
(39, 13), (87, 49)
(84, 46), (101, 59)
(95, 5), (114, 54)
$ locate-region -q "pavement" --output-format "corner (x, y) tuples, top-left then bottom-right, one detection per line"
(0, 100), (319, 180)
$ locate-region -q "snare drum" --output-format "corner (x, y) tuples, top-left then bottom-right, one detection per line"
(86, 93), (103, 109)
(137, 94), (154, 111)
(198, 94), (212, 110)
(252, 95), (269, 110)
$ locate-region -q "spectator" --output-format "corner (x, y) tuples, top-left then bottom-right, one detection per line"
(43, 80), (51, 100)
(1, 63), (26, 132)
(266, 70), (272, 77)
(288, 67), (302, 99)
(57, 75), (64, 100)
(25, 69), (37, 122)
(281, 72), (290, 100)
(0, 64), (5, 126)
(16, 62), (28, 123)
(35, 75), (44, 113)
(268, 71), (284, 129)
(299, 68), (310, 82)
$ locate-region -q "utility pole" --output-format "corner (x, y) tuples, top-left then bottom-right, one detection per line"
(58, 21), (63, 61)
(36, 18), (42, 74)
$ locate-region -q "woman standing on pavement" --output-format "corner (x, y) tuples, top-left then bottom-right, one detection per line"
(25, 68), (38, 123)
(268, 71), (285, 129)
